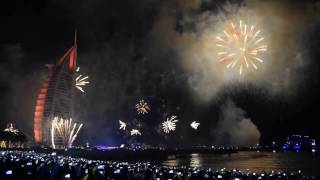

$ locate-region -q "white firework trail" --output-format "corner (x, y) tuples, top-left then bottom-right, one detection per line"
(75, 67), (90, 93)
(162, 115), (178, 134)
(130, 129), (142, 136)
(216, 20), (267, 75)
(119, 120), (126, 130)
(190, 121), (200, 130)
(51, 117), (83, 149)
(135, 99), (150, 115)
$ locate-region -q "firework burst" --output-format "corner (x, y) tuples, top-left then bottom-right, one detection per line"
(135, 99), (150, 115)
(75, 67), (90, 93)
(130, 129), (142, 136)
(216, 20), (267, 75)
(51, 117), (83, 149)
(119, 120), (126, 130)
(162, 115), (178, 134)
(190, 121), (200, 130)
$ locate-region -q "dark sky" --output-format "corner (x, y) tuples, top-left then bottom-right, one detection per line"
(0, 0), (320, 147)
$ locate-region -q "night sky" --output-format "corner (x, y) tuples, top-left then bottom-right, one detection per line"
(1, 0), (320, 147)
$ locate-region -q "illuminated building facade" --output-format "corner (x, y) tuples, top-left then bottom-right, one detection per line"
(34, 33), (77, 147)
(0, 123), (27, 148)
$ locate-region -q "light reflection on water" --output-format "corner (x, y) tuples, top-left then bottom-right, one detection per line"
(161, 151), (320, 176)
(190, 153), (201, 167)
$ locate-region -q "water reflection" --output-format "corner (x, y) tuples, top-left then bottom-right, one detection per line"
(162, 155), (180, 167)
(162, 153), (202, 168)
(190, 153), (201, 167)
(162, 159), (179, 167)
(162, 151), (320, 176)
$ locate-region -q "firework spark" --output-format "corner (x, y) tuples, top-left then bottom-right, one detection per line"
(216, 20), (267, 75)
(4, 123), (19, 134)
(75, 67), (90, 93)
(162, 115), (178, 134)
(135, 99), (150, 115)
(51, 117), (83, 149)
(130, 129), (142, 136)
(190, 121), (200, 130)
(119, 120), (126, 130)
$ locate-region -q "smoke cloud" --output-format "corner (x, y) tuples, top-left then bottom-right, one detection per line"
(212, 99), (260, 146)
(149, 0), (320, 103)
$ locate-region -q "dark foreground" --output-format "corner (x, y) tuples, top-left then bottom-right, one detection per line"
(0, 150), (317, 180)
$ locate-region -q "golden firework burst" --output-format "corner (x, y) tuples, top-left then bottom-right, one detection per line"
(216, 20), (267, 75)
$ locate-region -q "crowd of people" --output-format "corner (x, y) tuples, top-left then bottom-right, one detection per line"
(0, 150), (317, 179)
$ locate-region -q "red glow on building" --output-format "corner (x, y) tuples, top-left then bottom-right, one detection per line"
(33, 68), (52, 143)
(58, 47), (77, 71)
(33, 32), (77, 144)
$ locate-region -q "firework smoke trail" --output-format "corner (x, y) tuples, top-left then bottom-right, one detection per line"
(162, 115), (178, 133)
(135, 99), (150, 115)
(75, 67), (90, 93)
(119, 120), (126, 130)
(51, 117), (83, 149)
(216, 20), (267, 75)
(130, 129), (142, 136)
(190, 121), (200, 130)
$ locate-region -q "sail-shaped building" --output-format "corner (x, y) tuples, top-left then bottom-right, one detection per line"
(34, 33), (77, 147)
